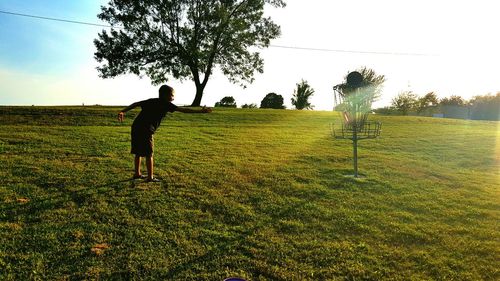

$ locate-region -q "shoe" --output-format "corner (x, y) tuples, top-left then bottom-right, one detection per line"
(133, 175), (147, 179)
(146, 177), (161, 183)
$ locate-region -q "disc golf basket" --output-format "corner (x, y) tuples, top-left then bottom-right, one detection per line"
(331, 71), (381, 178)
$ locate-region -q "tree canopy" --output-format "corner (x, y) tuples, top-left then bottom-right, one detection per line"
(214, 96), (237, 107)
(417, 92), (439, 112)
(291, 80), (315, 110)
(439, 95), (466, 106)
(469, 93), (500, 120)
(391, 91), (418, 115)
(333, 67), (386, 114)
(260, 92), (285, 109)
(94, 0), (286, 106)
(334, 67), (386, 101)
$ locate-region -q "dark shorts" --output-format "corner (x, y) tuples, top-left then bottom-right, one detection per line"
(131, 126), (154, 157)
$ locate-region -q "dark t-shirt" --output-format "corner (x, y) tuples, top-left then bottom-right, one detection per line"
(132, 98), (178, 133)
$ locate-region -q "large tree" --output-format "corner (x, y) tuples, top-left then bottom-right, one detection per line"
(94, 0), (285, 106)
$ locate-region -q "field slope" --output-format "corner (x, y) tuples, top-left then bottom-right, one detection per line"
(0, 106), (498, 280)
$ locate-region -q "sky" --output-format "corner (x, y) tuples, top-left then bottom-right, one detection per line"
(1, 0), (499, 110)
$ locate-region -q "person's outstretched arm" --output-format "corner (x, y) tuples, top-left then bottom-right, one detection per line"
(175, 106), (212, 114)
(118, 102), (141, 122)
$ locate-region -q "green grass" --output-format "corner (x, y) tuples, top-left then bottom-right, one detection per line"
(0, 106), (498, 280)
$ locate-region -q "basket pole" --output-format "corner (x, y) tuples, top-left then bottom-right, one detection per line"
(352, 99), (359, 177)
(353, 137), (358, 177)
(332, 72), (382, 178)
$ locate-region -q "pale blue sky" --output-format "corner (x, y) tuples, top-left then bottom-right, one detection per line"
(1, 0), (499, 109)
(0, 1), (99, 72)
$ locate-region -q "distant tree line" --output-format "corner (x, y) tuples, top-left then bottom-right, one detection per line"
(214, 93), (285, 109)
(375, 92), (500, 120)
(214, 67), (386, 111)
(214, 80), (316, 110)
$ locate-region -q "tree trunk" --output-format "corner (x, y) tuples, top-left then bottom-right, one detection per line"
(191, 70), (210, 106)
(191, 84), (204, 107)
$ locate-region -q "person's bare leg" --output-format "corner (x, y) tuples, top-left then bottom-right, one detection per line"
(134, 155), (142, 177)
(146, 156), (153, 180)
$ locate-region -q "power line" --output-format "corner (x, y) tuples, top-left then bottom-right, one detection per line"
(269, 44), (433, 56)
(0, 10), (113, 28)
(0, 9), (434, 56)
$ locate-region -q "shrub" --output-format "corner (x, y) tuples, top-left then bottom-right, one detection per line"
(260, 93), (285, 109)
(241, 103), (257, 109)
(214, 96), (237, 108)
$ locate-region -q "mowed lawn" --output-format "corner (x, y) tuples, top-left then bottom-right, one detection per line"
(0, 106), (498, 280)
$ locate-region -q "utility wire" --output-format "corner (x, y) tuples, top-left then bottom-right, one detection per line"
(0, 10), (113, 28)
(0, 9), (434, 56)
(269, 44), (433, 56)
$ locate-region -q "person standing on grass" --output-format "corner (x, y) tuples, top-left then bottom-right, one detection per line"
(118, 85), (212, 182)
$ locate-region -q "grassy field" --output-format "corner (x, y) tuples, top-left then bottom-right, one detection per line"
(0, 106), (498, 280)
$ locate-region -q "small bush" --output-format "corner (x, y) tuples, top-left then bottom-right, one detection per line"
(241, 103), (257, 109)
(214, 96), (237, 108)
